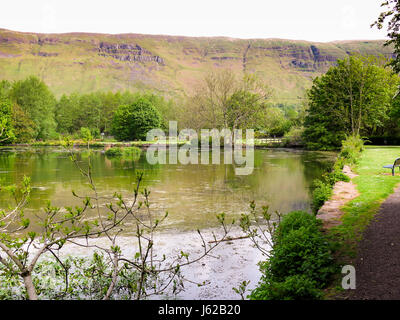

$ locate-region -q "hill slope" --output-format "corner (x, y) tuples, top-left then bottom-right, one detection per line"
(0, 29), (394, 102)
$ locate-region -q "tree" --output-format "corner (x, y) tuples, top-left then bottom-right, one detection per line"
(10, 76), (56, 140)
(0, 97), (15, 145)
(373, 0), (400, 73)
(11, 104), (35, 143)
(185, 70), (271, 130)
(111, 96), (162, 141)
(55, 94), (81, 134)
(255, 106), (291, 137)
(303, 55), (399, 150)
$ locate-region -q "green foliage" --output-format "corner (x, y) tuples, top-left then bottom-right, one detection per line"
(303, 55), (399, 150)
(0, 253), (140, 300)
(105, 146), (142, 161)
(329, 146), (400, 258)
(122, 146), (142, 159)
(250, 275), (322, 300)
(373, 0), (400, 73)
(324, 170), (350, 185)
(54, 91), (171, 137)
(11, 104), (35, 143)
(256, 106), (291, 137)
(274, 210), (320, 238)
(111, 96), (162, 141)
(310, 135), (362, 214)
(282, 126), (304, 147)
(226, 89), (266, 129)
(0, 97), (15, 144)
(184, 71), (271, 131)
(250, 211), (335, 300)
(339, 135), (364, 165)
(10, 76), (57, 140)
(105, 147), (124, 157)
(79, 127), (93, 141)
(311, 180), (333, 214)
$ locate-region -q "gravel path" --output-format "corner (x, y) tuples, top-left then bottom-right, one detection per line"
(349, 185), (400, 299)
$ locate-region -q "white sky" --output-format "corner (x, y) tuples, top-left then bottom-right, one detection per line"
(0, 0), (390, 42)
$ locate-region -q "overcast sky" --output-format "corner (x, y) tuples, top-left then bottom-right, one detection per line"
(0, 0), (389, 42)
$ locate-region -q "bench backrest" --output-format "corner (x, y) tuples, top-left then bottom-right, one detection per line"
(394, 158), (400, 167)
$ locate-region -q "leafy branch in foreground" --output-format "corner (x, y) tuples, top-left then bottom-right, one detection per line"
(239, 201), (282, 258)
(0, 136), (233, 300)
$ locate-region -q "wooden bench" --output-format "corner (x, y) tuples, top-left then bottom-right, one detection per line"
(383, 158), (400, 176)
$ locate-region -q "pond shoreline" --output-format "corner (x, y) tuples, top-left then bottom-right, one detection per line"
(6, 138), (289, 149)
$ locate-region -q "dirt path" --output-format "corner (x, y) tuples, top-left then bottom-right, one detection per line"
(348, 185), (400, 299)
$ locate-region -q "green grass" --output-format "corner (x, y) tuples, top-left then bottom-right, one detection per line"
(328, 145), (400, 258)
(323, 146), (400, 299)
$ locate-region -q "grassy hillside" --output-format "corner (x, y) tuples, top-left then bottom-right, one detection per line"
(0, 28), (394, 102)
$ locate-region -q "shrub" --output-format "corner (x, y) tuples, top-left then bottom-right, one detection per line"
(250, 211), (335, 300)
(311, 180), (333, 214)
(268, 226), (334, 285)
(310, 135), (361, 214)
(105, 147), (123, 157)
(339, 135), (364, 165)
(324, 170), (350, 186)
(0, 98), (15, 144)
(274, 210), (320, 241)
(80, 127), (92, 141)
(122, 146), (142, 160)
(250, 275), (322, 300)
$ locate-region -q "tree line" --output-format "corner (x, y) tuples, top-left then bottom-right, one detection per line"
(0, 73), (304, 145)
(0, 76), (176, 143)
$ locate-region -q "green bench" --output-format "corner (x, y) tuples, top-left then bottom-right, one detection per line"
(383, 158), (400, 176)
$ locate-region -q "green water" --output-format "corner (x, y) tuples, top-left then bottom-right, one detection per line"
(0, 147), (335, 232)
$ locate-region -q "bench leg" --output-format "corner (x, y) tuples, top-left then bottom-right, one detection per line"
(393, 168), (395, 176)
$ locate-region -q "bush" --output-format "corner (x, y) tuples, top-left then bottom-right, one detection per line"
(105, 147), (123, 157)
(250, 211), (335, 300)
(310, 136), (361, 214)
(339, 135), (364, 165)
(274, 210), (320, 240)
(105, 146), (142, 161)
(111, 96), (162, 141)
(250, 275), (322, 300)
(324, 170), (350, 186)
(269, 226), (334, 284)
(122, 146), (142, 160)
(282, 126), (304, 147)
(80, 127), (92, 141)
(311, 180), (333, 214)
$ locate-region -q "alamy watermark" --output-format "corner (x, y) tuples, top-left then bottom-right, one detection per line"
(341, 265), (356, 289)
(145, 121), (255, 176)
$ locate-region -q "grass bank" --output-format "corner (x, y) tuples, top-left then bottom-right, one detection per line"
(325, 146), (400, 296)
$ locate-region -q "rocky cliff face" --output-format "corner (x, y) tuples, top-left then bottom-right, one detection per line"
(98, 42), (164, 64)
(0, 29), (395, 100)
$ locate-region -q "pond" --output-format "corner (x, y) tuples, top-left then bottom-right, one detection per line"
(0, 147), (335, 233)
